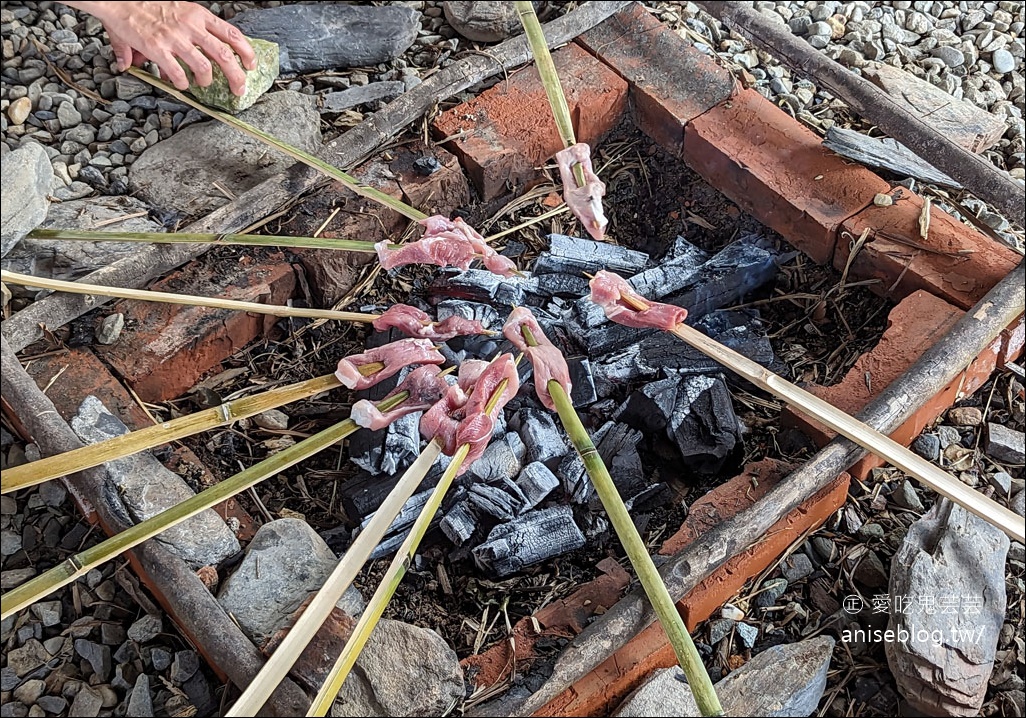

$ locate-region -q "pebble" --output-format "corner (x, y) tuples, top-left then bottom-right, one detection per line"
(150, 646), (172, 671)
(12, 679), (45, 705)
(947, 406), (983, 426)
(253, 409), (289, 431)
(754, 577), (789, 608)
(932, 45), (966, 67)
(912, 433), (941, 461)
(126, 614), (161, 643)
(721, 603), (745, 621)
(937, 425), (962, 448)
(893, 480), (925, 512)
(992, 48), (1016, 74)
(170, 650), (199, 684)
(7, 97), (31, 125)
(781, 553), (814, 582)
(68, 685), (103, 718)
(735, 621), (759, 648)
(95, 313), (124, 345)
(707, 618), (735, 645)
(989, 471), (1013, 496)
(873, 192), (894, 207)
(853, 550), (889, 588)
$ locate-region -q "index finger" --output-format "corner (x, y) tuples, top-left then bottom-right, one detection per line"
(207, 17), (257, 71)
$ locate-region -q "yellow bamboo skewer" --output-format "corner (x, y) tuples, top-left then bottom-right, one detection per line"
(611, 284), (1025, 543)
(224, 439), (444, 717)
(1, 270), (377, 323)
(2, 374), (341, 493)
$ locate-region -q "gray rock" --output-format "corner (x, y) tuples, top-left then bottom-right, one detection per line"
(989, 472), (1013, 497)
(12, 679), (44, 705)
(892, 480), (925, 512)
(853, 549), (889, 588)
(992, 48), (1015, 74)
(443, 2), (521, 42)
(74, 639), (112, 681)
(707, 618), (735, 645)
(985, 423), (1025, 465)
(114, 76), (151, 101)
(150, 646), (172, 671)
(331, 619), (464, 718)
(754, 577), (789, 609)
(71, 396), (240, 567)
(217, 518), (365, 645)
(1011, 490), (1025, 517)
(127, 614), (162, 643)
(937, 425), (962, 448)
(129, 91), (320, 218)
(95, 313), (124, 345)
(0, 668), (17, 691)
(170, 650), (199, 684)
(69, 686), (103, 718)
(126, 674), (153, 717)
(5, 639), (49, 677)
(56, 102), (81, 129)
(231, 5), (419, 74)
(29, 601), (61, 627)
(322, 82), (405, 112)
(35, 697), (66, 715)
(1, 142), (52, 258)
(781, 553), (814, 582)
(808, 21), (833, 36)
(253, 409), (289, 431)
(735, 622), (758, 648)
(615, 636), (834, 717)
(932, 46), (966, 67)
(912, 433), (941, 461)
(886, 500), (1008, 716)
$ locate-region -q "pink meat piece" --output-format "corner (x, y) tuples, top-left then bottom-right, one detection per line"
(351, 365), (450, 430)
(589, 270), (688, 330)
(502, 307), (572, 412)
(335, 338), (444, 390)
(374, 216), (519, 277)
(372, 304), (487, 341)
(556, 143), (608, 242)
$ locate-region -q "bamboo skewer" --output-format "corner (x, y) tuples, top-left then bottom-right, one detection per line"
(225, 439), (444, 717)
(0, 389), (413, 620)
(611, 288), (1026, 543)
(520, 326), (722, 716)
(306, 362), (517, 716)
(127, 68), (428, 222)
(1, 269), (379, 323)
(2, 374), (341, 493)
(28, 228), (392, 253)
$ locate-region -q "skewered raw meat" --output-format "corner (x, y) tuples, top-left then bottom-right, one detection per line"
(375, 215), (519, 277)
(421, 354), (520, 473)
(372, 303), (487, 341)
(351, 365), (450, 430)
(502, 307), (572, 411)
(555, 143), (608, 242)
(335, 338), (444, 390)
(589, 270), (688, 330)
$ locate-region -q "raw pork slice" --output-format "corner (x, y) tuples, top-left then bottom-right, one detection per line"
(335, 338), (444, 390)
(502, 307), (572, 411)
(555, 143), (608, 242)
(375, 215), (519, 277)
(351, 365), (450, 430)
(589, 270), (688, 330)
(372, 303), (486, 341)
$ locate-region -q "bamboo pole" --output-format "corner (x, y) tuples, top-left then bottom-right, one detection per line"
(1, 270), (379, 323)
(2, 374), (341, 493)
(306, 363), (516, 716)
(611, 287), (1025, 543)
(28, 228), (389, 253)
(520, 326), (722, 716)
(225, 439), (443, 717)
(0, 390), (412, 620)
(126, 68), (428, 222)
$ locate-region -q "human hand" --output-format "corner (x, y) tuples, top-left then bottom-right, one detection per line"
(64, 1), (257, 96)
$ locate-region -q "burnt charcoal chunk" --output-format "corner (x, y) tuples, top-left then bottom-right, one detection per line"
(339, 470), (400, 522)
(468, 483), (522, 520)
(536, 233), (649, 276)
(365, 489), (432, 559)
(348, 411), (420, 476)
(590, 345), (659, 399)
(468, 432), (525, 483)
(435, 300), (503, 330)
(567, 357), (597, 407)
(535, 272), (591, 298)
(518, 409), (569, 466)
(616, 378), (679, 435)
(558, 421), (642, 505)
(441, 501), (477, 545)
(472, 505), (586, 577)
(429, 269), (540, 307)
(669, 375), (743, 473)
(515, 461), (561, 511)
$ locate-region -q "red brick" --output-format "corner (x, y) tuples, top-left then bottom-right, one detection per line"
(535, 462), (850, 717)
(578, 3), (735, 155)
(431, 43), (628, 200)
(836, 187), (1021, 310)
(95, 255), (295, 403)
(682, 88), (891, 265)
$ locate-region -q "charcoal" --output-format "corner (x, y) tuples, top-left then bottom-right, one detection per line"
(468, 484), (521, 521)
(571, 236), (708, 330)
(500, 240), (527, 258)
(590, 345), (658, 399)
(360, 488), (431, 535)
(429, 269), (540, 307)
(668, 374), (743, 472)
(624, 483), (669, 512)
(468, 432), (525, 483)
(515, 462), (561, 511)
(615, 378), (679, 435)
(340, 471), (395, 522)
(438, 343), (466, 368)
(501, 477), (529, 507)
(535, 234), (649, 276)
(346, 366), (415, 475)
(472, 505), (586, 577)
(435, 300), (503, 330)
(380, 412), (422, 476)
(440, 501), (477, 545)
(461, 336), (500, 360)
(368, 532), (407, 560)
(559, 421), (641, 505)
(518, 409), (569, 466)
(567, 357), (597, 407)
(535, 272), (591, 298)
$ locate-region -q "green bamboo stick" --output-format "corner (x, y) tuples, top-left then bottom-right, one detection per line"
(126, 67), (427, 222)
(28, 228), (392, 253)
(2, 374), (342, 493)
(514, 1), (587, 189)
(520, 325), (722, 716)
(305, 363), (517, 716)
(0, 390), (410, 621)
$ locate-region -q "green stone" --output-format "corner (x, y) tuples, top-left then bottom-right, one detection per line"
(182, 37), (280, 113)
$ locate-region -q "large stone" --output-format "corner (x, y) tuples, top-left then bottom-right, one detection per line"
(217, 518), (365, 646)
(70, 396), (240, 568)
(129, 91), (320, 218)
(230, 5), (419, 74)
(2, 195), (162, 294)
(886, 500), (1008, 716)
(985, 423), (1026, 466)
(184, 38), (279, 113)
(331, 619), (464, 717)
(615, 636), (834, 717)
(443, 2), (522, 42)
(1, 142), (52, 258)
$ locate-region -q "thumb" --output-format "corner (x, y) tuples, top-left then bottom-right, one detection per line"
(110, 37), (133, 72)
